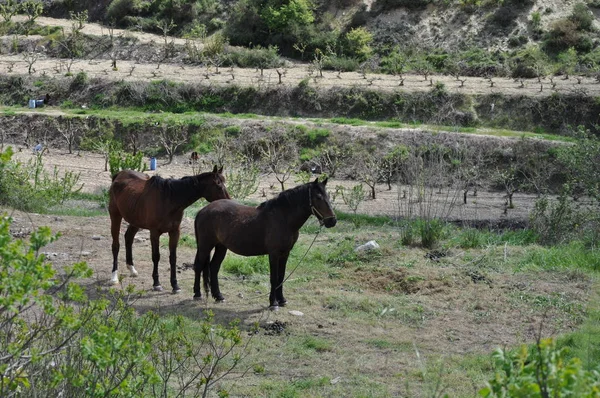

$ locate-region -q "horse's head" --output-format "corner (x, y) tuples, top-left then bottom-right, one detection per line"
(309, 177), (337, 228)
(204, 165), (231, 201)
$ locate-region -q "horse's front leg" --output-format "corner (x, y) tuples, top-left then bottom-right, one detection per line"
(168, 229), (181, 294)
(275, 253), (290, 307)
(124, 225), (140, 278)
(268, 253), (281, 310)
(109, 212), (122, 285)
(149, 230), (163, 291)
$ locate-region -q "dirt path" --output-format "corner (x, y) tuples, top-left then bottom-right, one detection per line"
(3, 16), (600, 98)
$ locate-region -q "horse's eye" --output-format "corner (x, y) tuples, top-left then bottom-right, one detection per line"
(316, 193), (323, 200)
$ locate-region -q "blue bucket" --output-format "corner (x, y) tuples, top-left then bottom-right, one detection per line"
(35, 99), (44, 107)
(28, 99), (36, 108)
(150, 157), (157, 171)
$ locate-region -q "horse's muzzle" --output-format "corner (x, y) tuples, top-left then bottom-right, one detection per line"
(323, 217), (337, 228)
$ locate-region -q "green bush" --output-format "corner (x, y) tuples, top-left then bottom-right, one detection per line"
(570, 2), (594, 31)
(418, 218), (445, 249)
(480, 338), (600, 397)
(299, 127), (330, 148)
(543, 18), (584, 54)
(0, 147), (82, 212)
(343, 27), (373, 62)
(225, 45), (284, 69)
(323, 54), (360, 72)
(108, 148), (146, 177)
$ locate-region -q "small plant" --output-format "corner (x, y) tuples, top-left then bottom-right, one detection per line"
(530, 11), (541, 29)
(418, 218), (445, 249)
(480, 337), (600, 397)
(108, 148), (146, 177)
(336, 184), (365, 227)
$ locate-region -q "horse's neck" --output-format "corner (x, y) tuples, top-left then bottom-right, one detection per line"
(283, 203), (312, 231)
(170, 177), (206, 208)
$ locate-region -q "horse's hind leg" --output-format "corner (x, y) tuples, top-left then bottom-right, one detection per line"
(149, 230), (163, 291)
(168, 229), (181, 294)
(208, 244), (227, 302)
(124, 225), (140, 278)
(109, 208), (122, 285)
(193, 247), (211, 300)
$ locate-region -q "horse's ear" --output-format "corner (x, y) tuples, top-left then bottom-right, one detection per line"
(218, 166), (223, 174)
(212, 165), (218, 173)
(313, 177), (319, 184)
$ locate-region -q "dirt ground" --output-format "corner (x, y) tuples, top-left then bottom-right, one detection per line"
(3, 147), (592, 396)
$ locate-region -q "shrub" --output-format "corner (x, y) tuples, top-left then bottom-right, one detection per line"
(570, 2), (594, 31)
(108, 148), (146, 177)
(0, 214), (251, 397)
(343, 27), (373, 62)
(480, 338), (600, 397)
(418, 218), (445, 249)
(489, 6), (519, 28)
(299, 128), (330, 148)
(323, 54), (360, 72)
(543, 18), (581, 54)
(225, 45), (283, 69)
(530, 11), (541, 29)
(0, 147), (82, 212)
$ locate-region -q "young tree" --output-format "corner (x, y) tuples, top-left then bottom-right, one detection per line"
(316, 139), (352, 177)
(258, 130), (298, 191)
(381, 48), (410, 86)
(353, 147), (381, 200)
(494, 165), (519, 210)
(54, 117), (81, 154)
(21, 1), (44, 24)
(0, 0), (19, 23)
(380, 145), (410, 191)
(157, 122), (188, 164)
(556, 47), (578, 79)
(157, 19), (176, 68)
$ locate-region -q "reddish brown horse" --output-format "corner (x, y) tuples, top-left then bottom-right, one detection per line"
(193, 178), (336, 309)
(109, 166), (230, 293)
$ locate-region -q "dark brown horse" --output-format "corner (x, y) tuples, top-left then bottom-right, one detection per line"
(193, 178), (336, 309)
(109, 166), (230, 293)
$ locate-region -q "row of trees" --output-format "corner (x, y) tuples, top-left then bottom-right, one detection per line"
(4, 0), (599, 81)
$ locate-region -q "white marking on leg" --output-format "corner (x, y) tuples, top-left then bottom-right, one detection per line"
(127, 264), (138, 277)
(110, 271), (119, 284)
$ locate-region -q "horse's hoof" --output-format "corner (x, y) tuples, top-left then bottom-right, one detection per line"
(194, 295), (203, 301)
(215, 298), (226, 303)
(269, 305), (279, 312)
(110, 271), (119, 285)
(153, 285), (163, 292)
(127, 265), (138, 277)
(279, 300), (287, 307)
(172, 288), (182, 294)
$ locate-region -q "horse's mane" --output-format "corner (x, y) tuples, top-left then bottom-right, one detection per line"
(148, 172), (212, 198)
(258, 183), (310, 212)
